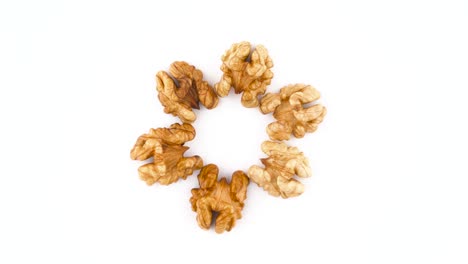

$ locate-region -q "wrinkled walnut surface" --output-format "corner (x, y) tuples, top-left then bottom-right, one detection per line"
(190, 164), (249, 233)
(248, 141), (311, 198)
(131, 42), (327, 233)
(130, 123), (203, 185)
(260, 84), (326, 141)
(157, 61), (218, 122)
(215, 41), (273, 107)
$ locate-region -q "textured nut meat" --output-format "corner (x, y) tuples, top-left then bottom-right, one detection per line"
(215, 41), (273, 107)
(260, 84), (326, 141)
(130, 123), (203, 185)
(156, 61), (218, 122)
(248, 141), (311, 198)
(190, 164), (249, 233)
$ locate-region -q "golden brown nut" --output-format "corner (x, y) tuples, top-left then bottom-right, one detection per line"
(130, 123), (203, 185)
(156, 61), (218, 122)
(248, 141), (311, 198)
(215, 41), (273, 107)
(260, 84), (326, 141)
(190, 164), (249, 233)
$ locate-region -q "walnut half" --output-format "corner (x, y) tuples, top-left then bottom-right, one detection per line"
(190, 164), (249, 233)
(260, 84), (326, 141)
(215, 41), (274, 107)
(156, 61), (219, 123)
(130, 123), (203, 185)
(248, 141), (311, 198)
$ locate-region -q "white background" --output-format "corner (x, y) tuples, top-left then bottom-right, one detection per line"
(1, 0), (467, 263)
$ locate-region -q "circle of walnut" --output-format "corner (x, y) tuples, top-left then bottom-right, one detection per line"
(130, 41), (326, 233)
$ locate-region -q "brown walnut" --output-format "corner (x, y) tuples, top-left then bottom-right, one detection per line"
(215, 41), (273, 107)
(260, 84), (326, 141)
(248, 141), (311, 198)
(130, 123), (203, 185)
(190, 164), (249, 233)
(156, 61), (218, 122)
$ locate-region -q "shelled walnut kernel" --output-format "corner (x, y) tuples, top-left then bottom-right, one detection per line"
(190, 164), (249, 233)
(248, 141), (311, 198)
(156, 61), (218, 122)
(215, 41), (273, 107)
(260, 84), (326, 140)
(130, 123), (203, 185)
